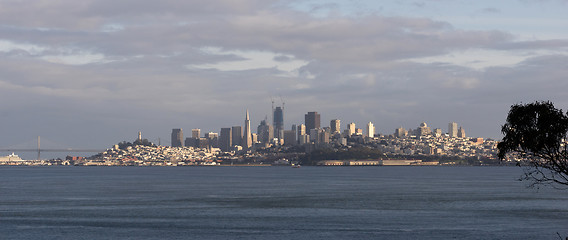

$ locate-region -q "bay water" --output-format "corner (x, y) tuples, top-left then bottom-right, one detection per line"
(1, 166), (566, 239)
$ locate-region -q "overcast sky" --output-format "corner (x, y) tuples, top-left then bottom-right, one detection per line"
(1, 0), (567, 156)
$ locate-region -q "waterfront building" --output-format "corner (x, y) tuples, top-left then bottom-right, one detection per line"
(366, 122), (375, 138)
(330, 119), (341, 133)
(305, 112), (321, 132)
(243, 110), (252, 149)
(220, 128), (232, 152)
(448, 122), (458, 138)
(273, 106), (284, 140)
(232, 126), (242, 147)
(171, 128), (183, 147)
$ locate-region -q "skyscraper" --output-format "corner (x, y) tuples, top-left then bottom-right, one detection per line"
(330, 119), (341, 133)
(220, 128), (232, 152)
(448, 122), (458, 138)
(366, 122), (375, 138)
(232, 126), (242, 147)
(347, 123), (356, 137)
(257, 118), (273, 144)
(192, 129), (201, 139)
(297, 124), (306, 144)
(171, 128), (183, 147)
(273, 106), (284, 139)
(243, 109), (252, 149)
(458, 127), (466, 138)
(305, 112), (320, 132)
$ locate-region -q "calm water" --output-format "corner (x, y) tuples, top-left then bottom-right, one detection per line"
(0, 166), (566, 239)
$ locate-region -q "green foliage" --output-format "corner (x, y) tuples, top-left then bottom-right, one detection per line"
(300, 147), (383, 165)
(118, 139), (155, 149)
(498, 101), (568, 187)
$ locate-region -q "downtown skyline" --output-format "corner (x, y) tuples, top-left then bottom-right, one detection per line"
(1, 0), (567, 151)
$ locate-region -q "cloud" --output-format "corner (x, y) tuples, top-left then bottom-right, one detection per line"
(0, 0), (567, 150)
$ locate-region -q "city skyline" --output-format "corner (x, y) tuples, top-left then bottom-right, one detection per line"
(1, 0), (567, 151)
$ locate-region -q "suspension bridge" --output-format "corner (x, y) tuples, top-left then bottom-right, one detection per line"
(0, 136), (105, 160)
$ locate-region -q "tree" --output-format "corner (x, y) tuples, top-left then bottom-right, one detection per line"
(498, 101), (568, 187)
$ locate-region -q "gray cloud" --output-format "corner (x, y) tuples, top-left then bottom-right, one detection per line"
(0, 0), (566, 154)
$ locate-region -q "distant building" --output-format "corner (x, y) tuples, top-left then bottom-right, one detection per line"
(184, 137), (196, 148)
(458, 127), (466, 138)
(192, 129), (201, 139)
(448, 122), (458, 138)
(297, 124), (306, 144)
(433, 128), (442, 137)
(366, 122), (375, 138)
(257, 118), (273, 144)
(220, 128), (232, 152)
(283, 130), (296, 146)
(347, 122), (356, 137)
(355, 128), (363, 136)
(171, 128), (183, 147)
(206, 132), (218, 148)
(273, 106), (284, 139)
(243, 110), (252, 149)
(395, 126), (407, 138)
(417, 122), (431, 136)
(305, 112), (321, 132)
(232, 126), (242, 147)
(330, 119), (341, 133)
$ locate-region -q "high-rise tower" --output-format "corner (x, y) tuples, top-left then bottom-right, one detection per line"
(305, 112), (320, 132)
(257, 118), (273, 144)
(330, 119), (341, 133)
(273, 106), (284, 139)
(220, 128), (232, 152)
(243, 109), (252, 149)
(366, 122), (375, 138)
(171, 128), (183, 147)
(448, 122), (458, 138)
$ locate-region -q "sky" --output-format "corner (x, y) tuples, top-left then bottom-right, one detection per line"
(1, 0), (567, 158)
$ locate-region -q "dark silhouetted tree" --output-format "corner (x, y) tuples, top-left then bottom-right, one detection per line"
(498, 101), (568, 187)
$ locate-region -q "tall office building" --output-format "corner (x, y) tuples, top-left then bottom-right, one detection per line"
(171, 128), (183, 147)
(448, 122), (458, 138)
(243, 109), (252, 149)
(220, 128), (232, 152)
(192, 129), (201, 139)
(273, 106), (284, 139)
(232, 126), (242, 147)
(366, 122), (375, 138)
(458, 127), (466, 138)
(297, 124), (306, 144)
(257, 118), (273, 144)
(330, 119), (341, 133)
(283, 130), (296, 146)
(305, 112), (320, 132)
(347, 123), (356, 137)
